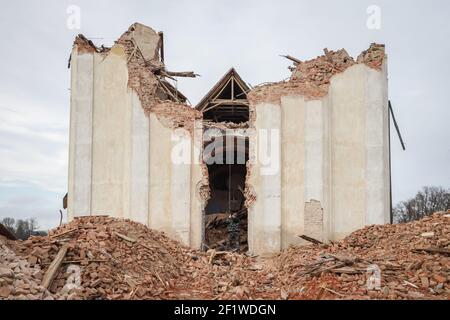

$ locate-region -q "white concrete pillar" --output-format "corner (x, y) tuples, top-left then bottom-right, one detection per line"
(69, 52), (94, 218)
(365, 65), (389, 225)
(129, 91), (150, 225)
(171, 129), (192, 245)
(321, 96), (332, 242)
(304, 99), (325, 241)
(148, 114), (171, 230)
(329, 64), (367, 240)
(249, 102), (281, 254)
(304, 100), (325, 202)
(280, 95), (305, 248)
(190, 120), (204, 249)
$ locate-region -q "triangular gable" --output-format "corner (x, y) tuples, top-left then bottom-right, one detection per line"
(196, 68), (250, 112)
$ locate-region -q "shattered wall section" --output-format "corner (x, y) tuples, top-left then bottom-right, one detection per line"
(248, 43), (386, 105)
(245, 43), (389, 253)
(114, 23), (200, 131)
(151, 101), (201, 130)
(69, 23), (204, 249)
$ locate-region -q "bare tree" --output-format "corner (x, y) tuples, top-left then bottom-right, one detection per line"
(14, 219), (30, 240)
(1, 217), (15, 232)
(28, 217), (39, 233)
(1, 217), (46, 240)
(394, 186), (450, 223)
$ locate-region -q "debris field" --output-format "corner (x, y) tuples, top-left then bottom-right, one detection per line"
(0, 211), (448, 300)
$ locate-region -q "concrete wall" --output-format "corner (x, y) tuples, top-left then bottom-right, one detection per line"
(280, 96), (305, 248)
(68, 50), (94, 219)
(68, 45), (203, 247)
(329, 63), (390, 240)
(248, 62), (390, 253)
(248, 102), (282, 254)
(69, 43), (389, 255)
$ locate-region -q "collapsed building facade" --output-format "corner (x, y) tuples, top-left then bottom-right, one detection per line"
(68, 23), (390, 254)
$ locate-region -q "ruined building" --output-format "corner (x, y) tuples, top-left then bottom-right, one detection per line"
(68, 23), (390, 254)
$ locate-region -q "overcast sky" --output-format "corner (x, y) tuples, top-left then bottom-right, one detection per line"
(0, 0), (449, 230)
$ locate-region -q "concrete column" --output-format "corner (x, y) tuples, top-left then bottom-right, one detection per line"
(382, 61), (391, 224)
(249, 102), (281, 254)
(304, 100), (325, 202)
(171, 129), (192, 245)
(280, 95), (305, 248)
(329, 64), (367, 240)
(129, 91), (150, 225)
(148, 114), (171, 230)
(321, 96), (332, 242)
(365, 64), (389, 225)
(69, 52), (94, 218)
(90, 46), (130, 218)
(304, 99), (325, 241)
(190, 120), (204, 249)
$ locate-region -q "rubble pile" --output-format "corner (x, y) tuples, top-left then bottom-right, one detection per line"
(0, 238), (63, 300)
(1, 212), (448, 300)
(9, 216), (209, 299)
(290, 48), (355, 86)
(205, 213), (248, 252)
(267, 211), (449, 300)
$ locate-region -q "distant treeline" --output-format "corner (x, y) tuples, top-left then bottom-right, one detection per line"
(394, 186), (450, 223)
(0, 217), (47, 240)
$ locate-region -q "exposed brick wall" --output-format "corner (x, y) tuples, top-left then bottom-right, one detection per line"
(304, 200), (324, 242)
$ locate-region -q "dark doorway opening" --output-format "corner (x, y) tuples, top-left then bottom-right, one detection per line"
(198, 69), (251, 252)
(204, 138), (249, 252)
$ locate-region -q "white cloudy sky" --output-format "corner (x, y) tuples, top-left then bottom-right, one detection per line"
(0, 0), (449, 230)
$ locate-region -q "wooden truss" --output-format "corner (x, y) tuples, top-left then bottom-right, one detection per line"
(196, 68), (250, 123)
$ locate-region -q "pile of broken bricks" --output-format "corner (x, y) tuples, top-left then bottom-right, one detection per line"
(248, 43), (387, 104)
(9, 216), (206, 300)
(266, 211), (449, 300)
(204, 212), (249, 252)
(0, 240), (77, 300)
(1, 211), (448, 300)
(289, 43), (385, 86)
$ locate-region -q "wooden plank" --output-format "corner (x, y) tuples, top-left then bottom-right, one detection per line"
(320, 286), (345, 297)
(165, 71), (198, 78)
(157, 77), (179, 102)
(212, 99), (249, 105)
(212, 78), (232, 101)
(280, 54), (302, 64)
(298, 234), (323, 245)
(412, 247), (450, 255)
(115, 232), (137, 243)
(158, 31), (164, 63)
(41, 244), (69, 290)
(50, 227), (78, 239)
(330, 267), (361, 274)
(43, 259), (108, 266)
